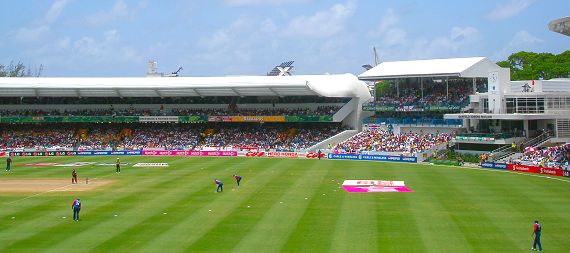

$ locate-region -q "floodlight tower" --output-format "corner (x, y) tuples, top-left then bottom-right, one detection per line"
(267, 61), (294, 76)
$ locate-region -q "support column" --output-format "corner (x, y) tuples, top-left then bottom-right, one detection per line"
(446, 77), (449, 99)
(396, 79), (399, 97)
(472, 78), (476, 93)
(420, 77), (424, 98)
(523, 120), (529, 138)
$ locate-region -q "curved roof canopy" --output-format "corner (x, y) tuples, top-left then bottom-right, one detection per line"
(0, 74), (371, 100)
(549, 16), (570, 36)
(358, 57), (499, 80)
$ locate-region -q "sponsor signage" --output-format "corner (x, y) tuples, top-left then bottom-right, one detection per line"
(141, 150), (237, 157)
(342, 180), (413, 193)
(133, 163), (169, 167)
(267, 151), (298, 158)
(208, 116), (232, 122)
(563, 170), (570, 178)
(10, 151), (78, 156)
(328, 153), (360, 160)
(507, 164), (564, 177)
(0, 116), (139, 123)
(231, 116), (285, 122)
(245, 151), (265, 157)
(139, 116), (179, 123)
(481, 162), (508, 170)
(77, 150), (142, 156)
(178, 116), (205, 123)
(456, 114), (494, 119)
(305, 152), (326, 159)
(328, 153), (417, 163)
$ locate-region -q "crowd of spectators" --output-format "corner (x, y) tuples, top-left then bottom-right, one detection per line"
(0, 125), (77, 150)
(0, 106), (340, 117)
(333, 129), (452, 155)
(0, 123), (344, 151)
(515, 143), (570, 169)
(373, 82), (471, 108)
(198, 124), (343, 151)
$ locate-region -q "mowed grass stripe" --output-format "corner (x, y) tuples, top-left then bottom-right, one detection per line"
(403, 164), (475, 253)
(138, 158), (293, 253)
(231, 159), (339, 253)
(330, 161), (379, 253)
(81, 157), (254, 253)
(498, 171), (570, 251)
(372, 163), (427, 253)
(279, 159), (346, 252)
(190, 159), (327, 253)
(0, 157), (219, 252)
(431, 167), (520, 252)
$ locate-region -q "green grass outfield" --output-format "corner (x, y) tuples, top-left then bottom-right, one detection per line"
(1, 156), (569, 253)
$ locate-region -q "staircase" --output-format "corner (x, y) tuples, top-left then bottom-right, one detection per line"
(492, 131), (553, 162)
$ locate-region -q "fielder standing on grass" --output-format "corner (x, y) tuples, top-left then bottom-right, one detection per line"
(215, 179), (223, 192)
(532, 219), (543, 251)
(72, 198), (81, 221)
(6, 155), (12, 172)
(233, 174), (242, 186)
(72, 169), (78, 184)
(116, 158), (121, 173)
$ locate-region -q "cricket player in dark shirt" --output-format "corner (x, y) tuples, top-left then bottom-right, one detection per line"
(532, 219), (542, 251)
(116, 158), (121, 173)
(5, 156), (11, 171)
(233, 174), (242, 186)
(72, 169), (78, 184)
(72, 198), (81, 221)
(215, 179), (223, 192)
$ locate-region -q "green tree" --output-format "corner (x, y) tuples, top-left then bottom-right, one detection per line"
(497, 51), (570, 80)
(0, 61), (43, 77)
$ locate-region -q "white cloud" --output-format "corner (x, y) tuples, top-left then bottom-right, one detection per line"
(487, 0), (535, 20)
(283, 0), (356, 38)
(85, 0), (137, 26)
(14, 25), (51, 42)
(224, 0), (309, 6)
(369, 8), (407, 47)
(11, 0), (71, 42)
(408, 26), (481, 59)
(45, 0), (71, 23)
(508, 30), (542, 47)
(493, 30), (543, 59)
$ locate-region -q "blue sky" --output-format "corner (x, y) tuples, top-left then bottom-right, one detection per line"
(0, 0), (568, 77)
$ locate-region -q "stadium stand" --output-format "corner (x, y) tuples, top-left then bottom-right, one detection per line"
(0, 123), (345, 152)
(515, 143), (570, 169)
(332, 128), (452, 155)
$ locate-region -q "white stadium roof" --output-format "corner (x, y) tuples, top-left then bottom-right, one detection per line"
(0, 74), (371, 100)
(358, 57), (499, 80)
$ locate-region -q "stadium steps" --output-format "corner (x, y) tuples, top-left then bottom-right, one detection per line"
(306, 130), (358, 153)
(495, 131), (554, 162)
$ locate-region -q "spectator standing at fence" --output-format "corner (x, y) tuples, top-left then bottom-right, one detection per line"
(512, 142), (517, 152)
